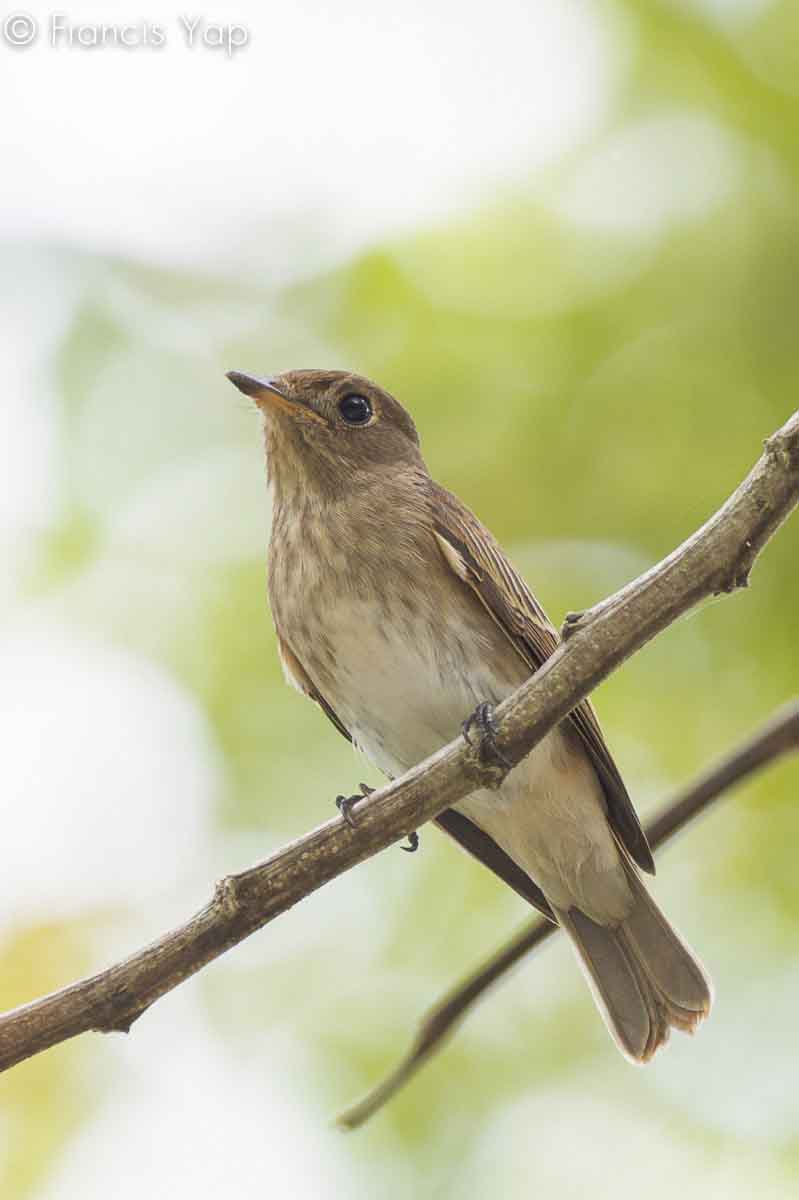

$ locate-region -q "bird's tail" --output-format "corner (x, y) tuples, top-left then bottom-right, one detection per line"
(553, 866), (712, 1062)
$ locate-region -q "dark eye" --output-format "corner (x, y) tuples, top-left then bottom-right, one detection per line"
(338, 394), (373, 426)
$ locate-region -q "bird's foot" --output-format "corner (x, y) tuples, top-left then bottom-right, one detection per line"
(462, 701), (512, 771)
(335, 782), (374, 828)
(336, 784), (419, 853)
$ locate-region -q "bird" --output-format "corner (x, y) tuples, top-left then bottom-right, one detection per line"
(226, 366), (712, 1062)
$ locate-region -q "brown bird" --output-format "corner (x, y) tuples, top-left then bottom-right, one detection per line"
(227, 367), (712, 1062)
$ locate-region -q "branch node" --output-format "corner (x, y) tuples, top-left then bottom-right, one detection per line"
(717, 537), (759, 593)
(104, 1017), (134, 1036)
(214, 874), (242, 919)
(561, 609), (587, 640)
(93, 988), (150, 1036)
(764, 427), (799, 470)
(716, 569), (750, 595)
(462, 743), (509, 791)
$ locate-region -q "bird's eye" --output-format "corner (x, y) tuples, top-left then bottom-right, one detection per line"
(338, 394), (373, 426)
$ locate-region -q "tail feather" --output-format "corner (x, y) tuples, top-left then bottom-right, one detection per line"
(621, 867), (712, 1016)
(554, 871), (712, 1063)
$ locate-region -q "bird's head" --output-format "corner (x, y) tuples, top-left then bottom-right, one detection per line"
(226, 368), (423, 501)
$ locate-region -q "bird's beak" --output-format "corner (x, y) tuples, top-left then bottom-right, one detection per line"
(226, 370), (325, 425)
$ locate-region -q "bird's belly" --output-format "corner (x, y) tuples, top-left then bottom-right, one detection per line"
(289, 594), (628, 920)
(298, 598), (519, 779)
(457, 732), (629, 919)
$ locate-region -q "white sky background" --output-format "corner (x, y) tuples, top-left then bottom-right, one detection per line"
(0, 0), (616, 273)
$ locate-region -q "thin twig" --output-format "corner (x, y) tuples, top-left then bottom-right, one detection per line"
(0, 412), (796, 1078)
(337, 700), (799, 1128)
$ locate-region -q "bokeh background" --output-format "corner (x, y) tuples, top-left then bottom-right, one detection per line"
(1, 0), (798, 1195)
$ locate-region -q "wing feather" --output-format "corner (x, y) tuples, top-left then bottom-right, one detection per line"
(435, 809), (554, 919)
(277, 635), (353, 743)
(430, 485), (655, 875)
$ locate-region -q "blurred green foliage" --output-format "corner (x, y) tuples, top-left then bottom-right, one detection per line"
(3, 1), (799, 1196)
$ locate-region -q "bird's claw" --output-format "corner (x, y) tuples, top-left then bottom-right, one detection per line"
(462, 701), (512, 771)
(335, 784), (419, 853)
(335, 782), (374, 828)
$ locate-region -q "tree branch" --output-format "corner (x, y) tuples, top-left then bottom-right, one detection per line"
(0, 412), (797, 1079)
(336, 700), (799, 1128)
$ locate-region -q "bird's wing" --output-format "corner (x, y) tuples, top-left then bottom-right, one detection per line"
(430, 484), (655, 876)
(435, 808), (554, 918)
(277, 633), (556, 915)
(277, 635), (353, 743)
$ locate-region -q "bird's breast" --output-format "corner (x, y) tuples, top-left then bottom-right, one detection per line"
(269, 507), (523, 778)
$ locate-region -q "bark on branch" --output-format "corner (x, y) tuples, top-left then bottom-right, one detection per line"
(0, 411), (797, 1079)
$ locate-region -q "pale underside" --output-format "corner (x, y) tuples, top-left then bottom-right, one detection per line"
(279, 589), (632, 924)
